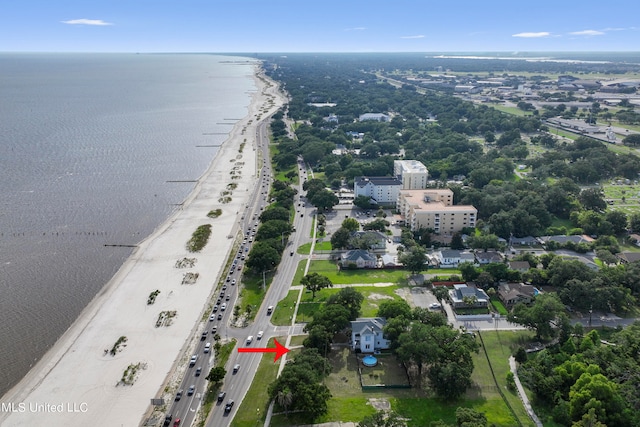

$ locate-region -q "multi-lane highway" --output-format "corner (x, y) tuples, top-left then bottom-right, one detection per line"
(163, 118), (313, 427)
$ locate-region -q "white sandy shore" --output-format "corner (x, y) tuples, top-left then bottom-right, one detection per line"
(0, 63), (285, 427)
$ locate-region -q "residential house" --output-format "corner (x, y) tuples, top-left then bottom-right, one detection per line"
(350, 318), (391, 353)
(351, 231), (388, 250)
(341, 250), (377, 268)
(616, 252), (640, 264)
(381, 254), (401, 268)
(475, 251), (503, 265)
(359, 113), (390, 122)
(510, 236), (540, 246)
(540, 235), (595, 245)
(434, 249), (462, 267)
(498, 282), (537, 307)
(508, 261), (531, 273)
(629, 234), (640, 247)
(448, 284), (489, 308)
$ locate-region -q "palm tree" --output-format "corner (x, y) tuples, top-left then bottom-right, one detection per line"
(276, 387), (293, 417)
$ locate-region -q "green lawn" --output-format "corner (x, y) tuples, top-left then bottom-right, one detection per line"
(491, 297), (509, 316)
(301, 285), (403, 317)
(271, 290), (299, 326)
(238, 271), (272, 320)
(291, 260), (307, 286)
(308, 260), (411, 285)
(297, 240), (332, 255)
(230, 337), (283, 427)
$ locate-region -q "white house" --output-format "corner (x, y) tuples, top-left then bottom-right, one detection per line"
(350, 318), (390, 353)
(341, 250), (377, 268)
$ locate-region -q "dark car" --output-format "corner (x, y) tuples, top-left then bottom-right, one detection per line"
(195, 367), (202, 377)
(224, 400), (235, 413)
(200, 331), (208, 340)
(187, 385), (195, 396)
(217, 391), (226, 402)
(175, 390), (183, 401)
(173, 419), (181, 427)
(217, 313), (222, 320)
(164, 414), (172, 426)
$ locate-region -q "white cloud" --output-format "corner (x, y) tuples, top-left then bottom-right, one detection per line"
(344, 27), (366, 31)
(400, 35), (425, 39)
(512, 32), (551, 38)
(569, 30), (605, 36)
(61, 19), (113, 26)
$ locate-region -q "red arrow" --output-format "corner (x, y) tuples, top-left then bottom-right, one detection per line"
(237, 338), (290, 362)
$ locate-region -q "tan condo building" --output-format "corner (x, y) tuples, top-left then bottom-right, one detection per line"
(397, 189), (477, 235)
(393, 160), (429, 190)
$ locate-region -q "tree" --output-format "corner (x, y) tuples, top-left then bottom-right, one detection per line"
(507, 293), (565, 339)
(455, 407), (488, 427)
(354, 195), (374, 210)
(206, 366), (226, 383)
(310, 189), (339, 213)
(326, 287), (364, 320)
(605, 210), (628, 235)
(301, 272), (333, 299)
(342, 217), (360, 232)
(450, 232), (465, 250)
(246, 241), (281, 272)
(460, 263), (480, 282)
(276, 387), (293, 417)
(398, 246), (427, 274)
(303, 324), (333, 354)
(259, 206), (291, 222)
(579, 188), (607, 212)
(569, 371), (629, 426)
(377, 299), (412, 319)
(330, 227), (351, 249)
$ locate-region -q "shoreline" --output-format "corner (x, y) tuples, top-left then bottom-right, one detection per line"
(0, 62), (285, 426)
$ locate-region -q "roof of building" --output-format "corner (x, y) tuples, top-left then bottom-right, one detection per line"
(498, 282), (536, 302)
(439, 249), (462, 259)
(475, 251), (503, 262)
(541, 235), (594, 244)
(617, 252), (640, 263)
(351, 317), (386, 335)
(359, 113), (389, 121)
(509, 261), (531, 271)
(352, 230), (387, 241)
(394, 159), (428, 174)
(342, 249), (376, 262)
(355, 176), (402, 187)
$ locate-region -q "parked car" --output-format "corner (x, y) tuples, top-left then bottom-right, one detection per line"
(429, 303), (442, 309)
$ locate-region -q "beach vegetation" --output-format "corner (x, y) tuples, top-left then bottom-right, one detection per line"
(174, 257), (197, 268)
(146, 290), (160, 305)
(186, 224), (212, 252)
(119, 362), (145, 386)
(155, 310), (177, 327)
(109, 336), (128, 356)
(181, 271), (200, 285)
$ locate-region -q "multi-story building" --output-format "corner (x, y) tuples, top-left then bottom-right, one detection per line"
(393, 160), (429, 190)
(397, 189), (476, 235)
(353, 176), (401, 205)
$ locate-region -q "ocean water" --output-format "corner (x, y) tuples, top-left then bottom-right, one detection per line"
(0, 53), (256, 397)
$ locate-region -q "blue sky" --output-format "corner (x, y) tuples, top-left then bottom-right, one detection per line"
(1, 0), (638, 52)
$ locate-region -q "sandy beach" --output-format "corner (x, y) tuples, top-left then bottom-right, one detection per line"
(0, 63), (285, 427)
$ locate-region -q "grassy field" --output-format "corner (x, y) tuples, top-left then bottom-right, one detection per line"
(230, 338), (283, 427)
(297, 240), (332, 254)
(238, 271), (273, 320)
(270, 290), (299, 326)
(490, 105), (534, 117)
(300, 284), (404, 317)
(602, 183), (640, 215)
(270, 340), (538, 427)
(307, 260), (411, 285)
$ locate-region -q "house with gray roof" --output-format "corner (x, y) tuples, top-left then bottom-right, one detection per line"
(351, 231), (387, 250)
(340, 249), (377, 269)
(475, 251), (503, 265)
(498, 282), (537, 307)
(449, 284), (489, 308)
(350, 318), (390, 353)
(359, 113), (390, 122)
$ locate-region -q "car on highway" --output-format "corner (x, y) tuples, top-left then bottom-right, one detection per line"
(175, 390), (183, 401)
(195, 367), (202, 377)
(173, 419), (181, 427)
(201, 331), (208, 340)
(290, 250), (294, 256)
(187, 385), (195, 396)
(224, 400), (235, 414)
(204, 342), (211, 353)
(164, 414), (172, 426)
(231, 279), (236, 285)
(267, 306), (273, 315)
(232, 364), (240, 374)
(257, 331), (264, 340)
(217, 391), (227, 402)
(217, 313), (223, 320)
(212, 305), (218, 313)
(209, 314), (215, 321)
(221, 303), (227, 311)
(211, 325), (217, 334)
(189, 355), (197, 366)
(246, 336), (253, 344)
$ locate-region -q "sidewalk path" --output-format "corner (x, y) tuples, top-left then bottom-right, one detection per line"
(509, 356), (543, 427)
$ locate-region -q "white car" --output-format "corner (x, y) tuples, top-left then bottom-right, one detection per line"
(429, 302), (442, 309)
(246, 336), (253, 344)
(257, 331), (264, 340)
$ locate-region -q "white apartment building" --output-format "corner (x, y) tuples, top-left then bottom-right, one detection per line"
(393, 160), (429, 190)
(354, 176), (402, 205)
(397, 189), (477, 234)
